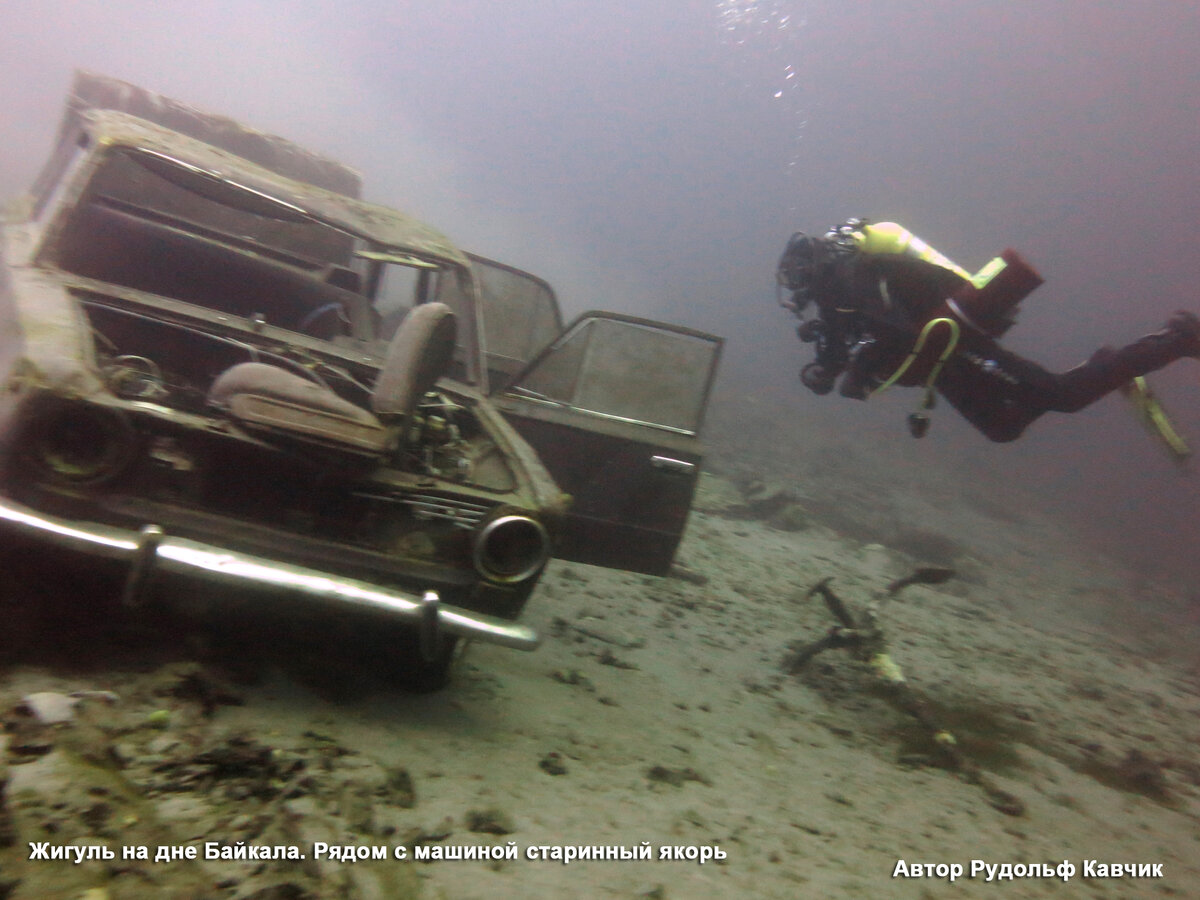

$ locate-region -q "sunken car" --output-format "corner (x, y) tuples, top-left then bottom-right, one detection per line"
(0, 74), (722, 687)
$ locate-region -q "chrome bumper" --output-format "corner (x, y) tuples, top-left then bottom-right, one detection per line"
(0, 497), (540, 651)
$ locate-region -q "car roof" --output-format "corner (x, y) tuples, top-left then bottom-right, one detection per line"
(80, 109), (471, 271)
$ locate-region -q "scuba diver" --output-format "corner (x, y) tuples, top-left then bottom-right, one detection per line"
(777, 219), (1200, 455)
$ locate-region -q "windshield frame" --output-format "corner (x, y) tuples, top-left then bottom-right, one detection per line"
(34, 134), (488, 387)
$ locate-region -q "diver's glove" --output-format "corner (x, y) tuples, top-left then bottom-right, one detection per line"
(800, 362), (837, 395)
(838, 368), (871, 400)
(797, 319), (824, 343)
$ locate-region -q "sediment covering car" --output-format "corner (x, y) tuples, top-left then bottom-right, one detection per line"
(0, 73), (722, 687)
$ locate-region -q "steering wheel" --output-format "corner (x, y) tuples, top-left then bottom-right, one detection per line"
(296, 302), (347, 337)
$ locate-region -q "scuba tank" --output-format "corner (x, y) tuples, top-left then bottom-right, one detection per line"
(839, 221), (1042, 388)
(851, 221), (1043, 336)
(853, 221), (971, 282)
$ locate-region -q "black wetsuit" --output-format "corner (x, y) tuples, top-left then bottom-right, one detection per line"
(802, 252), (1196, 442)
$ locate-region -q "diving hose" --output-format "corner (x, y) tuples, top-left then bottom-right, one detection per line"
(870, 316), (961, 438)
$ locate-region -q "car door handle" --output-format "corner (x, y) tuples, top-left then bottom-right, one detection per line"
(650, 455), (696, 475)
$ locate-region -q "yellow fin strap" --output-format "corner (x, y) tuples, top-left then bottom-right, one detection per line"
(1122, 376), (1191, 463)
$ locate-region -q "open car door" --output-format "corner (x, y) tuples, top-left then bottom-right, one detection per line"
(492, 309), (722, 576)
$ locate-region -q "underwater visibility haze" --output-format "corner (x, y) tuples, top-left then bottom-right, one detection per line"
(0, 1), (1199, 895)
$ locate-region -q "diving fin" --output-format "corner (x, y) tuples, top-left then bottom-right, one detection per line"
(1121, 376), (1191, 465)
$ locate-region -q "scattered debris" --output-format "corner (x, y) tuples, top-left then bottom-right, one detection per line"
(739, 480), (799, 518)
(144, 709), (172, 730)
(646, 766), (711, 788)
(596, 648), (638, 670)
(539, 752), (568, 776)
(11, 690), (120, 726)
(1115, 749), (1170, 798)
(668, 563), (709, 585)
(714, 479), (811, 532)
(156, 664), (245, 717)
(148, 734), (293, 800)
(1075, 747), (1176, 804)
(383, 768), (417, 809)
(15, 693), (80, 726)
(566, 619), (646, 649)
(552, 669), (596, 691)
(767, 502), (810, 532)
(466, 807), (516, 835)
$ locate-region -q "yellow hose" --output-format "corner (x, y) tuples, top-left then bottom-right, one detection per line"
(872, 317), (961, 397)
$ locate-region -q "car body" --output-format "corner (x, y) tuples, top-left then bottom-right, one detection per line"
(0, 73), (722, 686)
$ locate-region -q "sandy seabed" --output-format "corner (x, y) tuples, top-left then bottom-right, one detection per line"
(2, 403), (1199, 900)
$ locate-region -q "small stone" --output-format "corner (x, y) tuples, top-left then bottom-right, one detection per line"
(646, 766), (710, 787)
(145, 709), (171, 729)
(147, 736), (179, 755)
(551, 669), (595, 691)
(539, 752), (568, 776)
(571, 621), (645, 649)
(466, 807), (515, 835)
(383, 768), (416, 808)
(18, 692), (78, 725)
(767, 503), (809, 532)
(596, 649), (637, 670)
(668, 564), (708, 585)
